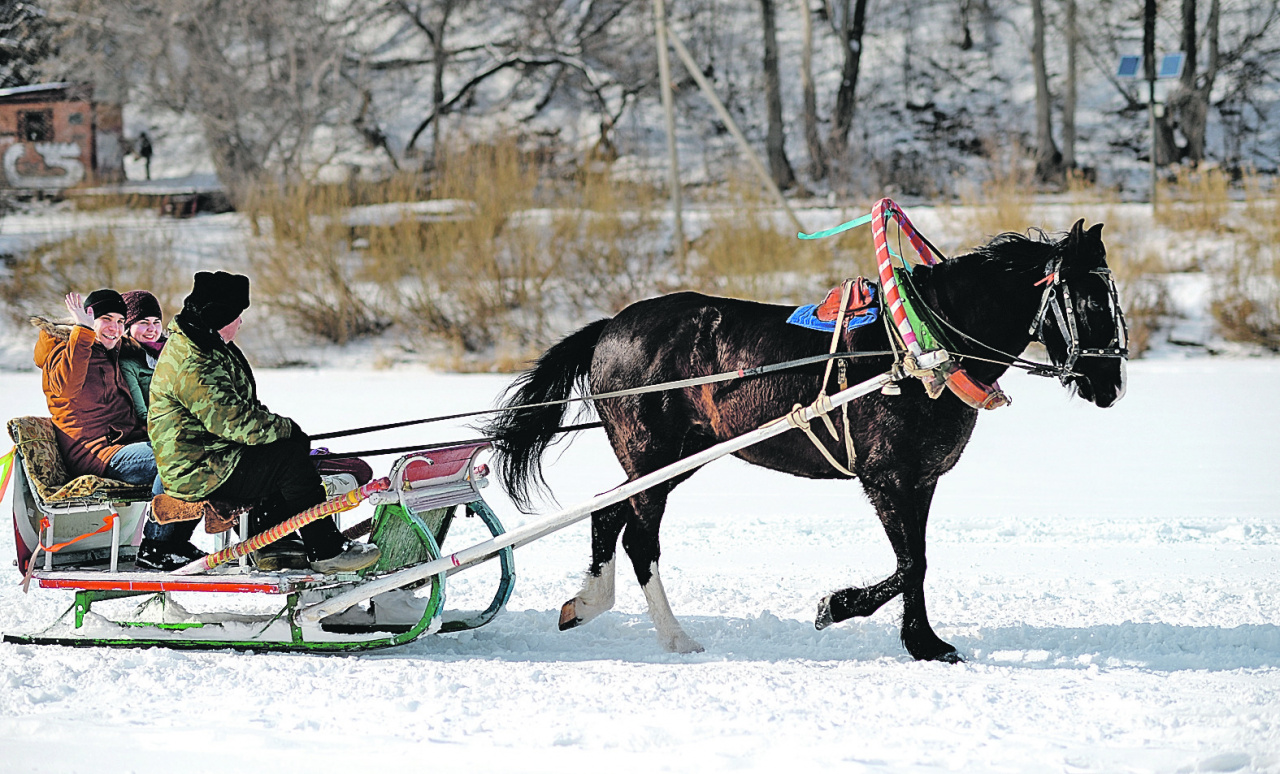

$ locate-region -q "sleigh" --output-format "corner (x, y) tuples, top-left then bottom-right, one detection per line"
(3, 417), (513, 652)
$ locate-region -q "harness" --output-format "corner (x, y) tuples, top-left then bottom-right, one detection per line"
(1028, 258), (1130, 383)
(792, 198), (1129, 476)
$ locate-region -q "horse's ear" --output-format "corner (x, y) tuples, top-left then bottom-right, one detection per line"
(1087, 223), (1104, 241)
(1069, 219), (1086, 240)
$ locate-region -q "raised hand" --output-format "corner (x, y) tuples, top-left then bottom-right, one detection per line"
(64, 292), (94, 327)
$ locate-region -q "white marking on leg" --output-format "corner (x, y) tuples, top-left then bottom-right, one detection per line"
(641, 562), (704, 653)
(570, 558), (617, 624)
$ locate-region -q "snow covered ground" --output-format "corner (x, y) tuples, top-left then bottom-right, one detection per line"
(1, 356), (1278, 772)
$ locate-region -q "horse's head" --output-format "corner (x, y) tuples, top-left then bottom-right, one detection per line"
(1032, 220), (1129, 408)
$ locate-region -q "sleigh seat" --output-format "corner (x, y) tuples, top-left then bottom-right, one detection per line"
(8, 416), (153, 573)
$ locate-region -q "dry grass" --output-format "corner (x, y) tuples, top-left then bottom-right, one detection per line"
(1108, 245), (1171, 357)
(1209, 176), (1280, 349)
(0, 227), (184, 325)
(243, 181), (393, 344)
(544, 169), (669, 317)
(689, 175), (831, 302)
(1155, 165), (1231, 233)
(947, 138), (1038, 245)
(387, 138), (553, 353)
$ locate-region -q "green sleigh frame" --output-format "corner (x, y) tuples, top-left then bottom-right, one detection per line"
(5, 437), (515, 652)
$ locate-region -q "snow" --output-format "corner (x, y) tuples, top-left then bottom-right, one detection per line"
(1, 357), (1279, 772)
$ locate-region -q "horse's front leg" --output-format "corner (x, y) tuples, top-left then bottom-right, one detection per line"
(817, 480), (960, 662)
(560, 502), (628, 630)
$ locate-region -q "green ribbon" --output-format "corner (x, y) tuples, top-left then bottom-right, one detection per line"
(797, 212), (873, 240)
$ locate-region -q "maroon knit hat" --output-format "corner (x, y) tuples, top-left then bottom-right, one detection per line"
(122, 290), (163, 328)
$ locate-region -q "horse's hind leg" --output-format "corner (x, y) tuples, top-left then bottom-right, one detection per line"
(559, 502), (628, 630)
(621, 485), (704, 654)
(818, 480), (960, 662)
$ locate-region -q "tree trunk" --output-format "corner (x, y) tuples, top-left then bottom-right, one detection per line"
(431, 7), (453, 164)
(1142, 0), (1177, 167)
(1063, 0), (1077, 171)
(798, 0), (827, 179)
(1031, 0), (1062, 183)
(827, 0), (868, 164)
(760, 0), (796, 190)
(1170, 0), (1218, 163)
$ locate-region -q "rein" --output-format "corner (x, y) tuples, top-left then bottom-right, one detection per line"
(312, 349), (897, 443)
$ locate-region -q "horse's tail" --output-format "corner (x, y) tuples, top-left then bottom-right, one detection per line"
(484, 318), (612, 512)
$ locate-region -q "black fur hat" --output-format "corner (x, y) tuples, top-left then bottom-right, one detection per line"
(183, 271), (250, 330)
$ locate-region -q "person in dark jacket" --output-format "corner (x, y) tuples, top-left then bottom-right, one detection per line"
(33, 289), (204, 571)
(149, 272), (379, 574)
(119, 290), (166, 422)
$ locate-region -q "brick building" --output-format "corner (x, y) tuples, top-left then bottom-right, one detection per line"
(0, 82), (125, 190)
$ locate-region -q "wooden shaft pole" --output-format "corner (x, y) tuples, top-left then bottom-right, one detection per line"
(296, 371), (891, 624)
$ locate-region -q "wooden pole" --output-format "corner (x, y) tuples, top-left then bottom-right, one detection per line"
(653, 0), (686, 267)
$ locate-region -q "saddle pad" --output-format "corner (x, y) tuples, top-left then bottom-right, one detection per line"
(787, 279), (879, 333)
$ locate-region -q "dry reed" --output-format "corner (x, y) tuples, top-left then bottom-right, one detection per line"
(0, 227), (183, 325)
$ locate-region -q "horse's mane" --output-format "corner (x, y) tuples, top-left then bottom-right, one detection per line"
(959, 229), (1062, 277)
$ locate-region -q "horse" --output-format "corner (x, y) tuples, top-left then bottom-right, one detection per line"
(484, 219), (1128, 662)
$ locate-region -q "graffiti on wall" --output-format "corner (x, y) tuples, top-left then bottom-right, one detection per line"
(2, 141), (86, 188)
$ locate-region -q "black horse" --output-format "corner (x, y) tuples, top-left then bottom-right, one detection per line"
(485, 220), (1127, 661)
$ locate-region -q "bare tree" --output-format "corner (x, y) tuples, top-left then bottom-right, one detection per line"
(1062, 0), (1077, 170)
(798, 0), (826, 179)
(370, 0), (641, 163)
(46, 0), (365, 203)
(0, 1), (54, 88)
(826, 0), (869, 169)
(1031, 0), (1063, 182)
(760, 0), (796, 189)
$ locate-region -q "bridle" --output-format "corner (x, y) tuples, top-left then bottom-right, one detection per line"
(1028, 256), (1130, 384)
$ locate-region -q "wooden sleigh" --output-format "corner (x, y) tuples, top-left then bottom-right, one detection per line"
(3, 417), (514, 652)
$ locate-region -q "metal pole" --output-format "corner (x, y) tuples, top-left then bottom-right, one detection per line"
(296, 371), (894, 624)
(653, 0), (686, 268)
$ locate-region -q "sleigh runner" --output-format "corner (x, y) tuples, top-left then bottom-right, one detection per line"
(4, 427), (514, 651)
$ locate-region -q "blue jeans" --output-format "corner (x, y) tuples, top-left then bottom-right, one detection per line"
(106, 443), (190, 544)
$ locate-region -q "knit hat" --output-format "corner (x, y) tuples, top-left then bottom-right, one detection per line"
(122, 290), (163, 328)
(82, 289), (127, 320)
(182, 271), (250, 330)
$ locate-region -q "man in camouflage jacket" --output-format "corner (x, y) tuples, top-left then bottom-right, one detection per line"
(149, 271), (378, 574)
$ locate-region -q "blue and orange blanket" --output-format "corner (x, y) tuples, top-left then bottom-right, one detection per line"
(786, 278), (879, 333)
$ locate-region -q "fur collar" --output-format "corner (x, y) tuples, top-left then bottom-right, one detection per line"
(29, 316), (76, 342)
(31, 316), (144, 358)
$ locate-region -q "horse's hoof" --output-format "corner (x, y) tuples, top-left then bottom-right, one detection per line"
(558, 600), (581, 631)
(662, 632), (704, 654)
(908, 644), (965, 663)
(815, 596), (834, 630)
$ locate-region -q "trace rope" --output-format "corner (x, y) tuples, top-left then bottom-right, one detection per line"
(311, 349), (896, 443)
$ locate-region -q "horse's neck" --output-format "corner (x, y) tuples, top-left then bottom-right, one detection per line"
(914, 257), (1044, 383)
